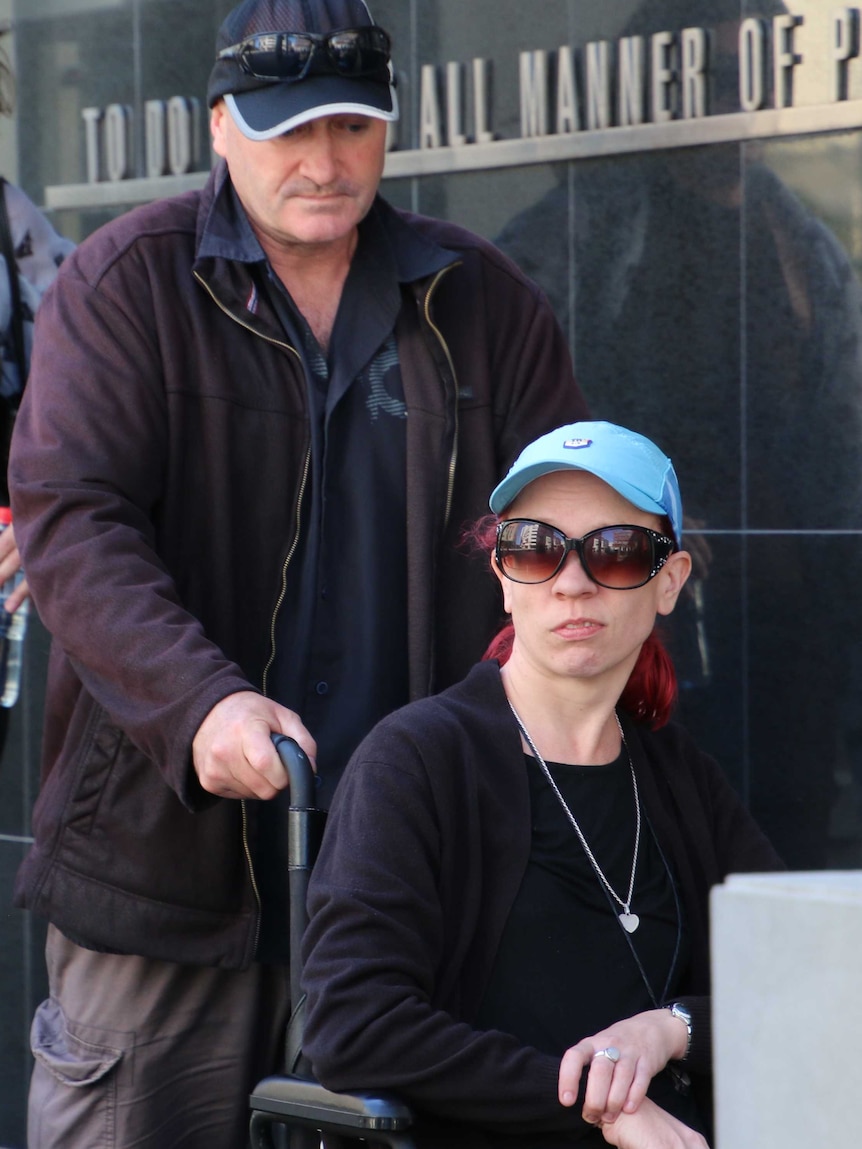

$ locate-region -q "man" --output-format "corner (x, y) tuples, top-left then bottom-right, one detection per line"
(9, 0), (585, 1145)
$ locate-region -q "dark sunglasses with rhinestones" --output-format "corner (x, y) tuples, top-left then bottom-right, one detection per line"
(495, 519), (676, 590)
(217, 26), (392, 83)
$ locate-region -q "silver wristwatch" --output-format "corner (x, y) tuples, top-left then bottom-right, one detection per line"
(667, 1002), (692, 1061)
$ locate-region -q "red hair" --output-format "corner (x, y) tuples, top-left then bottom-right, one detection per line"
(464, 515), (679, 729)
(619, 629), (678, 729)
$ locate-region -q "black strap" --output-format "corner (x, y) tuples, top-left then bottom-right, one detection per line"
(284, 992), (311, 1075)
(0, 176), (27, 395)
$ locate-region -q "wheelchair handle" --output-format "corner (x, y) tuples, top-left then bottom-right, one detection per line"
(271, 733), (315, 810)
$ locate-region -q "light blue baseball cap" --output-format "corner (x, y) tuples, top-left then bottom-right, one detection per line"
(489, 421), (683, 547)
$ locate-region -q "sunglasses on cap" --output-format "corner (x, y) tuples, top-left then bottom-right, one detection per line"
(495, 520), (676, 590)
(217, 26), (392, 83)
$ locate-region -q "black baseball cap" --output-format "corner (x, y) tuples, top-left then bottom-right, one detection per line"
(207, 0), (398, 140)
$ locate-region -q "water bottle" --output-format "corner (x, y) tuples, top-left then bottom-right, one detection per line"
(0, 507), (29, 708)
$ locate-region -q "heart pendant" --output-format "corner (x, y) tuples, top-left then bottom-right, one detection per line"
(619, 912), (640, 933)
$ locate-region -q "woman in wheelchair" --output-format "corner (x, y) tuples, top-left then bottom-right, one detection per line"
(301, 421), (782, 1148)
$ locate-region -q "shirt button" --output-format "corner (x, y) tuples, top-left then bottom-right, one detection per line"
(315, 681), (329, 696)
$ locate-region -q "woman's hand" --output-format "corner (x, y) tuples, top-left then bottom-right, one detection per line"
(598, 1097), (708, 1148)
(0, 522), (29, 612)
(558, 1008), (688, 1125)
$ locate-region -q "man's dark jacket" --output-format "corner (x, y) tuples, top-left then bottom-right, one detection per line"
(9, 162), (585, 969)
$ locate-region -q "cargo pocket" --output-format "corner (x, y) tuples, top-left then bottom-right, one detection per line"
(30, 997), (123, 1086)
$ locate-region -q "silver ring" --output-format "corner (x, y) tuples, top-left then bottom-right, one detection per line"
(593, 1047), (621, 1064)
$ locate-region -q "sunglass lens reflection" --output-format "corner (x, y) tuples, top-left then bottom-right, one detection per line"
(239, 28), (391, 80)
(498, 522), (659, 588)
(498, 522), (564, 582)
(258, 38), (311, 76)
(582, 529), (653, 588)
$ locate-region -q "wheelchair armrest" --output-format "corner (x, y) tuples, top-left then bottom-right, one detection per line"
(250, 1073), (415, 1136)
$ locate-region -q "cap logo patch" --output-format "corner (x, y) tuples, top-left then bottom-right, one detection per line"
(563, 438), (592, 449)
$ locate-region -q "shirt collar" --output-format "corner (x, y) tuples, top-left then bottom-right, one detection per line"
(198, 163), (267, 264)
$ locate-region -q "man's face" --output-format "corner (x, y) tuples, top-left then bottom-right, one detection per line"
(211, 100), (387, 254)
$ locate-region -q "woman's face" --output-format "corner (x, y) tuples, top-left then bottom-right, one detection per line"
(492, 470), (691, 691)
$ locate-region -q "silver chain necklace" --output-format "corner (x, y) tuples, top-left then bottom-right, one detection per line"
(508, 701), (642, 933)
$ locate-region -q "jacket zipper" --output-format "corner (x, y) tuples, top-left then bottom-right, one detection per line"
(262, 448), (311, 698)
(422, 265), (461, 528)
(193, 270), (309, 960)
(245, 450), (310, 959)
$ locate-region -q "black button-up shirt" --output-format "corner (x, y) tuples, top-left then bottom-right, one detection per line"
(215, 186), (454, 959)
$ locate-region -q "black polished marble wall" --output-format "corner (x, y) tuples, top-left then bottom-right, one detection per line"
(4, 0), (862, 1142)
(484, 133), (862, 873)
(0, 618), (49, 1149)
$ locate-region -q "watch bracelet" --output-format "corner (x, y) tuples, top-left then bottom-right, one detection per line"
(666, 1002), (693, 1061)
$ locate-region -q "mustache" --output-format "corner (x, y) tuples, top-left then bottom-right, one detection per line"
(281, 179), (359, 197)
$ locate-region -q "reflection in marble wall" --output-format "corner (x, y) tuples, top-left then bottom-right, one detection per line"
(491, 133), (862, 873)
(15, 0), (241, 204)
(378, 0), (862, 875)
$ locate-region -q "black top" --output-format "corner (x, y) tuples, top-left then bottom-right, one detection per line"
(251, 201), (451, 961)
(266, 204), (411, 805)
(476, 750), (705, 1144)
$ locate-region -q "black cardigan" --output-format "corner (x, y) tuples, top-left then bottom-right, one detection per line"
(302, 660), (783, 1141)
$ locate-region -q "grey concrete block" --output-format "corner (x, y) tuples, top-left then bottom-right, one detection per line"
(711, 871), (862, 1149)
